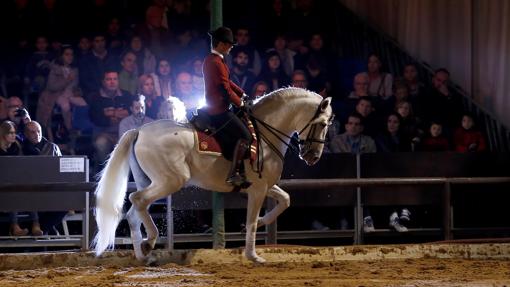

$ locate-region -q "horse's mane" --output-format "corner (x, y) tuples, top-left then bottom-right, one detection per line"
(252, 87), (322, 108)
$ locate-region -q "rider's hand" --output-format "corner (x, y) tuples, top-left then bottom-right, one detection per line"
(239, 100), (251, 114)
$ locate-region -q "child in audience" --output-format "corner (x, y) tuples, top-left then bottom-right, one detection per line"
(420, 121), (450, 151)
(453, 113), (487, 152)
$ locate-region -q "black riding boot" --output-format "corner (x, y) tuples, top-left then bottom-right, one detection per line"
(226, 139), (252, 188)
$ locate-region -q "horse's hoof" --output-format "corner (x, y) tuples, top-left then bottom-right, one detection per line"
(145, 256), (158, 266)
(141, 241), (153, 256)
(246, 253), (266, 264)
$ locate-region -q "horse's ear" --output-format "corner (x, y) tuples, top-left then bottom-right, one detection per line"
(320, 97), (332, 112)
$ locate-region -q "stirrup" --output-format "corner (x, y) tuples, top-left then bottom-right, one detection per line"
(226, 173), (252, 189)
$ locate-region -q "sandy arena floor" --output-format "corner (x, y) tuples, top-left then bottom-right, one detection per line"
(1, 257), (509, 287)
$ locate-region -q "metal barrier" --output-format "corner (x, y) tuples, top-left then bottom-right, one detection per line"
(1, 175), (509, 250)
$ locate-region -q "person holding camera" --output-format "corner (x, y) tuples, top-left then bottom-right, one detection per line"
(0, 120), (44, 236)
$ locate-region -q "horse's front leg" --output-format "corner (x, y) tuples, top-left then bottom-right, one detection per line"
(257, 185), (290, 228)
(245, 188), (267, 263)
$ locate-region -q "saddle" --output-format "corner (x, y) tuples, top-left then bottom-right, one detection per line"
(190, 109), (257, 163)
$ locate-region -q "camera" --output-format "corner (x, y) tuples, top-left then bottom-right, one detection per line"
(14, 108), (28, 118)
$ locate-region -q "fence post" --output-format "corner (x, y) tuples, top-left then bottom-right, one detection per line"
(166, 195), (174, 250)
(265, 198), (277, 245)
(443, 181), (452, 240)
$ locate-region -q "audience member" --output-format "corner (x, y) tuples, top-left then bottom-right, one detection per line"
(22, 120), (61, 156)
(24, 36), (53, 94)
(402, 63), (424, 99)
(76, 35), (91, 64)
(249, 81), (269, 100)
(266, 34), (295, 77)
(190, 57), (205, 98)
(88, 71), (131, 172)
(134, 5), (169, 59)
(78, 33), (119, 97)
(393, 80), (410, 105)
(118, 51), (138, 96)
(256, 50), (290, 92)
(304, 54), (331, 96)
(105, 17), (125, 56)
(260, 0), (292, 47)
(0, 120), (22, 156)
(453, 112), (487, 152)
(151, 58), (173, 99)
(354, 97), (379, 137)
(0, 120), (42, 236)
(347, 73), (370, 99)
(362, 53), (393, 100)
(137, 74), (161, 119)
(231, 47), (257, 93)
(227, 27), (262, 76)
(329, 112), (376, 154)
(6, 96), (31, 140)
(174, 71), (200, 117)
(420, 121), (450, 151)
(396, 100), (423, 149)
(126, 35), (157, 75)
(37, 46), (87, 141)
(119, 95), (154, 137)
(418, 68), (464, 132)
(290, 70), (308, 89)
(375, 112), (411, 152)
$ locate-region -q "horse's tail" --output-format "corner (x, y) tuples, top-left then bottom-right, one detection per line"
(92, 129), (139, 256)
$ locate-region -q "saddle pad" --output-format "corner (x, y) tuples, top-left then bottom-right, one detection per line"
(194, 130), (222, 156)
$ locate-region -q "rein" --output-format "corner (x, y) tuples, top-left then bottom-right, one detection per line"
(247, 103), (329, 176)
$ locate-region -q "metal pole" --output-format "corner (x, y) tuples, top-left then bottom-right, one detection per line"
(443, 182), (452, 240)
(210, 0), (226, 249)
(265, 198), (277, 245)
(355, 153), (362, 244)
(166, 195), (174, 250)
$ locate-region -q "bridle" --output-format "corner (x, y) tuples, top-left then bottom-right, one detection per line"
(247, 102), (334, 164)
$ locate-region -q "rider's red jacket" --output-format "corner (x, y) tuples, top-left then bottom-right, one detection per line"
(203, 52), (244, 115)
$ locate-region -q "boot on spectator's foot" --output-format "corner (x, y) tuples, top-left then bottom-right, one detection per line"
(10, 223), (29, 236)
(31, 222), (44, 236)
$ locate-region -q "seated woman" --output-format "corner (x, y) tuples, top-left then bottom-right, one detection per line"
(137, 74), (161, 119)
(36, 46), (87, 142)
(256, 50), (290, 92)
(374, 112), (412, 153)
(395, 100), (424, 149)
(0, 121), (43, 236)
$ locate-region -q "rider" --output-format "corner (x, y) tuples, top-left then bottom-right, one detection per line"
(203, 26), (253, 188)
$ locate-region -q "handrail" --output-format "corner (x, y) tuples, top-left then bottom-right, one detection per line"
(278, 177), (510, 189)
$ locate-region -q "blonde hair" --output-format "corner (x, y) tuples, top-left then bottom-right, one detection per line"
(137, 74), (155, 95)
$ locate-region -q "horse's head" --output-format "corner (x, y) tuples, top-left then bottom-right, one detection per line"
(297, 96), (334, 165)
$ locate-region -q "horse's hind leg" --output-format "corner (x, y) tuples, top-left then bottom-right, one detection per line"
(129, 179), (185, 258)
(257, 185), (290, 228)
(128, 154), (152, 260)
(126, 205), (144, 260)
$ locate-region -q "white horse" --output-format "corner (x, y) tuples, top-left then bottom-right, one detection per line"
(93, 87), (334, 263)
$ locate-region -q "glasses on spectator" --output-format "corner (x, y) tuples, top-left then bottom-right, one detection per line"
(8, 130), (16, 135)
(8, 105), (22, 109)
